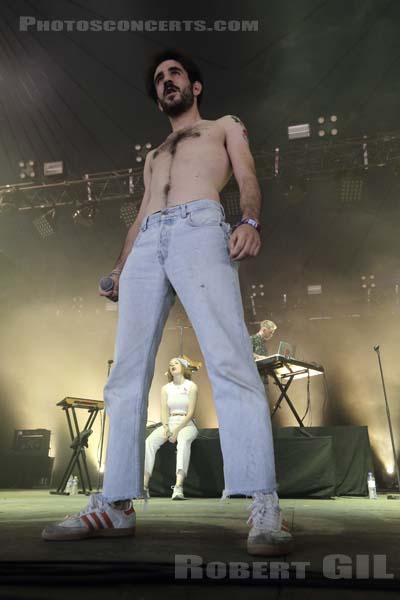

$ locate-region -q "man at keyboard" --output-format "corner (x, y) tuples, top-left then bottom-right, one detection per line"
(251, 319), (277, 360)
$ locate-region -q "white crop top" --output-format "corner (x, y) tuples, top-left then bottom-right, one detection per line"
(166, 379), (193, 413)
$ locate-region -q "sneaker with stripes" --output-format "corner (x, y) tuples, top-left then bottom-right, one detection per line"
(247, 491), (294, 556)
(41, 493), (136, 541)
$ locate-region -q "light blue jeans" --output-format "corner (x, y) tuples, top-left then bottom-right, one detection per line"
(102, 199), (276, 502)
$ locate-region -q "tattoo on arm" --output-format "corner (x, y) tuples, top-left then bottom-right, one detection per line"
(229, 115), (249, 143)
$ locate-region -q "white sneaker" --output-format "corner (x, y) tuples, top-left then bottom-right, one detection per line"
(247, 491), (294, 556)
(171, 485), (185, 500)
(42, 493), (136, 541)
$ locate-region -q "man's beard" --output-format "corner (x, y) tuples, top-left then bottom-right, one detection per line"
(159, 85), (195, 117)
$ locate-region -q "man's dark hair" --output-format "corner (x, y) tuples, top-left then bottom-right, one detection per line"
(145, 49), (204, 106)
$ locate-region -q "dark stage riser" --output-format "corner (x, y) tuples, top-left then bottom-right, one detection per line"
(147, 426), (373, 499)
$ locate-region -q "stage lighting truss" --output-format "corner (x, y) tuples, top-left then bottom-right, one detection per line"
(0, 168), (143, 220)
(254, 130), (400, 182)
(3, 131), (400, 222)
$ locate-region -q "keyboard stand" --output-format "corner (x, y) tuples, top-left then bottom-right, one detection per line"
(51, 400), (103, 495)
(256, 355), (324, 436)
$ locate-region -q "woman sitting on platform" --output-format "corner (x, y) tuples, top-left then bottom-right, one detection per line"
(144, 357), (198, 500)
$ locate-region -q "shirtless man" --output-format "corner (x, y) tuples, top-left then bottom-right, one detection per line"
(42, 50), (293, 556)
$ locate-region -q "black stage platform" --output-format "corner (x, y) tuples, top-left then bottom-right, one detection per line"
(149, 426), (373, 499)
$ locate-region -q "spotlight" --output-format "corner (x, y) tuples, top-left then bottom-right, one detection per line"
(134, 142), (152, 163)
(251, 284), (265, 298)
(120, 202), (139, 227)
(73, 205), (96, 227)
(33, 208), (56, 238)
(360, 274), (375, 289)
(386, 465), (394, 475)
(19, 159), (36, 180)
(317, 115), (339, 137)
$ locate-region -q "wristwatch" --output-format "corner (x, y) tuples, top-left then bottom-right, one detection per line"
(234, 217), (261, 233)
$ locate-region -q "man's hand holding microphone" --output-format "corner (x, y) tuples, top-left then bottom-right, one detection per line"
(98, 269), (122, 302)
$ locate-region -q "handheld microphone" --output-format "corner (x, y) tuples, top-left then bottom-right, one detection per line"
(99, 277), (114, 292)
(373, 344), (380, 352)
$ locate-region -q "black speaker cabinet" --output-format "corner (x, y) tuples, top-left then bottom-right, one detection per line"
(12, 429), (51, 455)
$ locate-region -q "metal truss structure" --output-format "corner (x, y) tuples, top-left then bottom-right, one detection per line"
(1, 130), (400, 216)
(0, 168), (144, 214)
(254, 129), (400, 182)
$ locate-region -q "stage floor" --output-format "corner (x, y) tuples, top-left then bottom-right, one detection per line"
(0, 490), (399, 598)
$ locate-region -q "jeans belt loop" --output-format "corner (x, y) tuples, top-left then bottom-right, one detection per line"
(141, 216), (149, 231)
(220, 204), (226, 220)
(180, 204), (188, 218)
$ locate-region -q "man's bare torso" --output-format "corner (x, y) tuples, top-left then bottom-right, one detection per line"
(144, 118), (232, 216)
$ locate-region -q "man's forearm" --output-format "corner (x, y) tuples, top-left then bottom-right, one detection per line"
(239, 176), (262, 221)
(113, 219), (141, 271)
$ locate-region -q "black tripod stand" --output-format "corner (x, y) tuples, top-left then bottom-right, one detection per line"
(374, 344), (400, 499)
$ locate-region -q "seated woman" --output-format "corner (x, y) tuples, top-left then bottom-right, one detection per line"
(144, 357), (198, 500)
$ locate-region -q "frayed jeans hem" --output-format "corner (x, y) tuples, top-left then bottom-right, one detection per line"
(221, 487), (277, 500)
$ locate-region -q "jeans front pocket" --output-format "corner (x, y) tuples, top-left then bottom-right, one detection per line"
(186, 207), (223, 228)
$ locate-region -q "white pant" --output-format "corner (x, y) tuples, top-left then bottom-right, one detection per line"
(145, 415), (198, 477)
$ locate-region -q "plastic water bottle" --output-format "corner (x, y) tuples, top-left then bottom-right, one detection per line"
(367, 472), (377, 499)
(65, 475), (73, 495)
(71, 476), (79, 495)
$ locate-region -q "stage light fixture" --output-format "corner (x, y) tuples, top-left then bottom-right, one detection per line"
(120, 202), (139, 227)
(73, 204), (96, 227)
(43, 161), (64, 177)
(135, 142), (152, 164)
(0, 189), (18, 214)
(317, 115), (339, 138)
(307, 284), (322, 295)
(19, 159), (36, 180)
(251, 283), (265, 298)
(360, 274), (375, 289)
(33, 208), (56, 238)
(288, 124), (310, 140)
(223, 193), (241, 217)
(340, 177), (363, 204)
